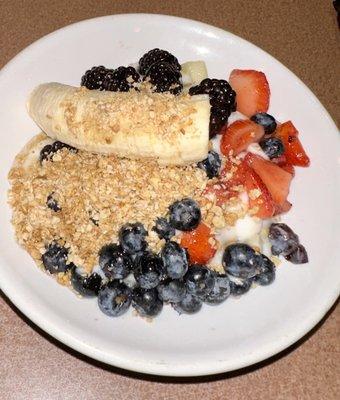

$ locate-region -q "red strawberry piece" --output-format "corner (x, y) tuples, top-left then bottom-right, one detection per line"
(229, 69), (270, 117)
(204, 181), (236, 205)
(210, 159), (275, 219)
(245, 153), (292, 207)
(241, 161), (276, 219)
(220, 119), (265, 156)
(274, 200), (292, 215)
(280, 163), (295, 176)
(205, 159), (244, 205)
(272, 154), (295, 176)
(180, 223), (216, 264)
(275, 121), (310, 167)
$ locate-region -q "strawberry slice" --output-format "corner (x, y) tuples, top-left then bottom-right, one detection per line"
(204, 181), (236, 206)
(275, 121), (310, 167)
(229, 69), (270, 117)
(241, 161), (276, 218)
(208, 159), (275, 218)
(245, 153), (292, 206)
(280, 163), (295, 176)
(205, 159), (244, 204)
(274, 200), (292, 215)
(180, 223), (216, 264)
(272, 154), (295, 176)
(220, 120), (265, 156)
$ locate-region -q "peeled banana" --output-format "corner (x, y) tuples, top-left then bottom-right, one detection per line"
(181, 61), (208, 91)
(27, 83), (210, 165)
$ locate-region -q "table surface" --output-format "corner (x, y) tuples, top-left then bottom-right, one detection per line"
(0, 1), (339, 399)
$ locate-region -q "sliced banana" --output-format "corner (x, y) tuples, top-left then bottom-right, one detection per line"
(181, 61), (208, 91)
(27, 83), (210, 165)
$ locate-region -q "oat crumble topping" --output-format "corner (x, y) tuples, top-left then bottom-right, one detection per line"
(8, 134), (248, 275)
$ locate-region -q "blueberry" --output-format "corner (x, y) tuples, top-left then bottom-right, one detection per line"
(254, 254), (276, 286)
(161, 241), (189, 279)
(39, 141), (77, 163)
(285, 244), (309, 264)
(132, 287), (163, 317)
(184, 265), (215, 299)
(250, 112), (277, 134)
(52, 141), (77, 153)
(119, 222), (148, 254)
(98, 244), (133, 280)
(152, 217), (175, 241)
(169, 198), (201, 231)
(222, 243), (259, 279)
(134, 253), (164, 289)
(40, 144), (54, 163)
(204, 274), (231, 305)
(42, 242), (70, 274)
(197, 150), (221, 179)
(46, 193), (61, 212)
(259, 137), (284, 159)
(230, 278), (253, 296)
(97, 281), (131, 317)
(172, 292), (202, 315)
(268, 223), (299, 256)
(157, 279), (186, 303)
(71, 266), (102, 297)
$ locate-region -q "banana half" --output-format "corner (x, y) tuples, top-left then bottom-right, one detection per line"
(27, 83), (210, 165)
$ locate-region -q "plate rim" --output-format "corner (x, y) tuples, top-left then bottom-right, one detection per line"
(0, 13), (339, 377)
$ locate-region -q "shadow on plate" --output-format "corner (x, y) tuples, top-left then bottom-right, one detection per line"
(1, 290), (338, 383)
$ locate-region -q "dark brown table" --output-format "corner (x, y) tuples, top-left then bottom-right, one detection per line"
(1, 1), (339, 399)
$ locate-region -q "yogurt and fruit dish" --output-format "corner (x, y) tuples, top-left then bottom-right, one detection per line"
(8, 48), (310, 319)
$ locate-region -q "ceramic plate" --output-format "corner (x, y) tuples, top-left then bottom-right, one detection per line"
(0, 14), (339, 377)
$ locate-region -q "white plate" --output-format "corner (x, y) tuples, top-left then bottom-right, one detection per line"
(0, 14), (339, 377)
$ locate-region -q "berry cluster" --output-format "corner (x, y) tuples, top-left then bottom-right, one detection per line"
(81, 65), (140, 92)
(80, 48), (183, 95)
(40, 199), (300, 319)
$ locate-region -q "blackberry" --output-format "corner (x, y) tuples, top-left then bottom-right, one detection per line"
(189, 78), (236, 138)
(139, 48), (181, 75)
(80, 66), (112, 90)
(210, 107), (230, 138)
(103, 66), (140, 92)
(144, 61), (182, 95)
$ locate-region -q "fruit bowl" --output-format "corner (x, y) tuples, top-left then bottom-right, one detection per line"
(0, 14), (339, 376)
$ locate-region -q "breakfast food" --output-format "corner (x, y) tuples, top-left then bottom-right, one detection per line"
(8, 48), (310, 320)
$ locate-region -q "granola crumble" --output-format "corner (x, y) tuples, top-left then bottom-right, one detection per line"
(8, 134), (248, 275)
